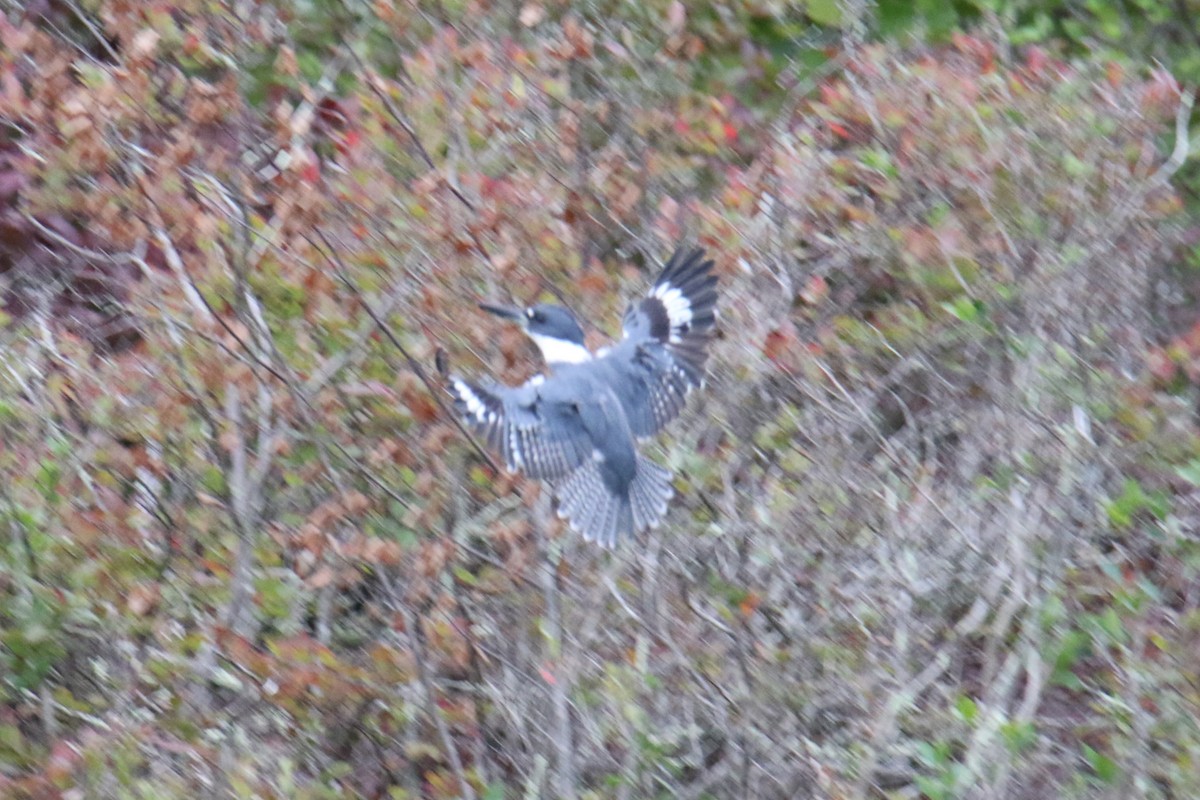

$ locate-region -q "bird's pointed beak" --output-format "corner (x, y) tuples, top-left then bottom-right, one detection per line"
(479, 302), (525, 323)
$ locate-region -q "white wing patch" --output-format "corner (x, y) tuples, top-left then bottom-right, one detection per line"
(453, 379), (490, 424)
(651, 283), (693, 342)
(508, 425), (523, 470)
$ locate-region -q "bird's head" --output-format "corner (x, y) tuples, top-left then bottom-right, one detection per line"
(479, 301), (592, 365)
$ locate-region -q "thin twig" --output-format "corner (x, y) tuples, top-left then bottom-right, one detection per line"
(535, 494), (578, 799)
(306, 227), (502, 474)
(385, 577), (477, 800)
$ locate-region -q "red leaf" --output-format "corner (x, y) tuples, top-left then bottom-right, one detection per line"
(0, 169), (26, 200)
(1146, 349), (1176, 383)
(337, 128), (361, 155)
(762, 322), (799, 368)
(1025, 46), (1048, 77)
(800, 275), (828, 305)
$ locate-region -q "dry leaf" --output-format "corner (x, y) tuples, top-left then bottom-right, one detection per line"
(127, 583), (160, 616)
(667, 1), (686, 34)
(131, 29), (160, 59)
(308, 565), (335, 589)
(519, 3), (545, 26)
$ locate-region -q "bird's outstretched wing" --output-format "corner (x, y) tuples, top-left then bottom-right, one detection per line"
(604, 247), (718, 438)
(448, 375), (592, 480)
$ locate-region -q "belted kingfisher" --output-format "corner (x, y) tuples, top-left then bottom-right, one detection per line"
(448, 248), (718, 547)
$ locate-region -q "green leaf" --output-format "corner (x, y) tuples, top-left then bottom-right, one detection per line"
(35, 459), (62, 502)
(915, 739), (952, 766)
(1105, 479), (1169, 529)
(298, 50), (325, 82)
(1011, 12), (1053, 44)
(954, 695), (978, 724)
(876, 0), (916, 36)
(1082, 744), (1120, 783)
(927, 202), (951, 226)
(453, 566), (479, 587)
(1000, 720), (1037, 753)
(1092, 607), (1127, 644)
(0, 724), (25, 759)
(200, 464), (227, 496)
(1062, 153), (1092, 179)
(861, 148), (897, 179)
(916, 0), (959, 37)
(1050, 629), (1090, 686)
(1087, 1), (1125, 39)
(1174, 459), (1200, 486)
(805, 0), (842, 27)
(942, 297), (984, 324)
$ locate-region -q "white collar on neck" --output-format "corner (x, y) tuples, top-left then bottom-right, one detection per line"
(529, 333), (592, 365)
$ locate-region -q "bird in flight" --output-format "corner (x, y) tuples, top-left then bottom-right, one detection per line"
(448, 248), (718, 547)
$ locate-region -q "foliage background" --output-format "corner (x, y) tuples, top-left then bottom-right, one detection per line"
(2, 0), (1200, 798)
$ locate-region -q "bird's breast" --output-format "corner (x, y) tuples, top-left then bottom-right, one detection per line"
(582, 389), (638, 492)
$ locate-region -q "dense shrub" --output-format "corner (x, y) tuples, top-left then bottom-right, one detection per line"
(1, 2), (1198, 799)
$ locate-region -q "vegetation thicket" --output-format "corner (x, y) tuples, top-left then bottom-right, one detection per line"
(2, 1), (1200, 797)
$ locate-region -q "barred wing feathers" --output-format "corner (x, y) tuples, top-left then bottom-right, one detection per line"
(448, 376), (591, 480)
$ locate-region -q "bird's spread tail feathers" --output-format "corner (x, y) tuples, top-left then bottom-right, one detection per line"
(629, 456), (674, 532)
(555, 455), (674, 547)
